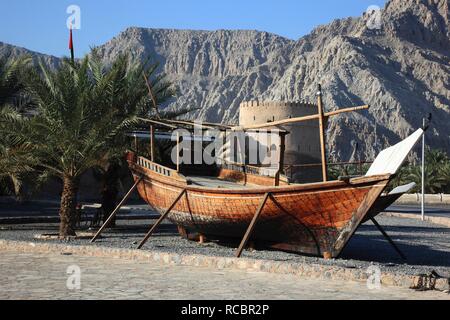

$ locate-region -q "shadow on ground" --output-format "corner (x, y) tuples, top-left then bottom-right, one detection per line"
(342, 222), (450, 268)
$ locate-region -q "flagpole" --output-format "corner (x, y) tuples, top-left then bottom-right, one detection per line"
(421, 117), (426, 221)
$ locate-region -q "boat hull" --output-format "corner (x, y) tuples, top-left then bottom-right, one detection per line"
(128, 160), (390, 258)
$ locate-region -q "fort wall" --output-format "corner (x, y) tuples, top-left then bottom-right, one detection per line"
(239, 101), (322, 182)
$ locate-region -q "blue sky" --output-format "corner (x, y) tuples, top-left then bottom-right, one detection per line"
(0, 0), (386, 58)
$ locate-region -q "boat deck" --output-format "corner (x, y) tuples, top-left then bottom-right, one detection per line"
(186, 176), (256, 189)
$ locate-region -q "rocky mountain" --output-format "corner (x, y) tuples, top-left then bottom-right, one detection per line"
(0, 42), (60, 69)
(2, 0), (449, 161)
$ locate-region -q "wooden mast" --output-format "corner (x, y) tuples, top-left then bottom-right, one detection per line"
(150, 124), (155, 162)
(176, 131), (181, 172)
(317, 84), (328, 182)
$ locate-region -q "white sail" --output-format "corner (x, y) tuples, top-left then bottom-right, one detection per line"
(366, 129), (424, 176)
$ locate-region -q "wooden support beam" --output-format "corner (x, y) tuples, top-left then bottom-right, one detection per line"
(91, 177), (143, 243)
(370, 217), (407, 261)
(137, 189), (187, 249)
(317, 84), (328, 182)
(236, 192), (270, 258)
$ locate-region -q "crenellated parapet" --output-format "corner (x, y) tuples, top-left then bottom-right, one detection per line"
(239, 101), (317, 109)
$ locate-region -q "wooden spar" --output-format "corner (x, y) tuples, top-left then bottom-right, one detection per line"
(138, 117), (230, 131)
(90, 177), (143, 243)
(137, 117), (178, 129)
(169, 120), (217, 130)
(325, 106), (369, 117)
(137, 189), (187, 249)
(150, 124), (155, 162)
(201, 122), (233, 129)
(236, 105), (369, 130)
(236, 192), (270, 258)
(167, 119), (232, 130)
(143, 73), (160, 118)
(317, 84), (328, 182)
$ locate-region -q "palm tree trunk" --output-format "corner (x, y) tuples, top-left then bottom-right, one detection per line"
(59, 175), (79, 238)
(101, 162), (120, 227)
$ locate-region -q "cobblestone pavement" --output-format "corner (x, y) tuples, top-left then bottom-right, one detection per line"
(0, 251), (448, 300)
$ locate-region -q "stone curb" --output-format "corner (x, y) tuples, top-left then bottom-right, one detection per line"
(0, 239), (439, 290)
(396, 194), (450, 206)
(0, 213), (158, 225)
(384, 212), (450, 228)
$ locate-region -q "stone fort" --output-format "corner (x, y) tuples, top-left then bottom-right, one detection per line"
(239, 101), (322, 182)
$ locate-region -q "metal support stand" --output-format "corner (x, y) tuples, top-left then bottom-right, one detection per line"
(235, 193), (270, 258)
(90, 177), (143, 243)
(137, 189), (187, 249)
(370, 217), (407, 261)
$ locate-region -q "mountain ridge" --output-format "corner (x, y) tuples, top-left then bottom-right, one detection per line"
(1, 0), (449, 161)
(0, 41), (60, 69)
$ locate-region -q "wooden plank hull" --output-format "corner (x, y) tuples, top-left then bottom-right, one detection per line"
(128, 159), (390, 258)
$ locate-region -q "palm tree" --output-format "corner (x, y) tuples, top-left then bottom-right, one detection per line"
(0, 57), (28, 106)
(0, 57), (36, 199)
(0, 115), (37, 198)
(394, 148), (450, 194)
(405, 165), (447, 194)
(17, 56), (146, 237)
(441, 163), (450, 193)
(86, 52), (182, 225)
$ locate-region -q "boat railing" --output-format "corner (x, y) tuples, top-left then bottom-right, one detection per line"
(284, 161), (373, 179)
(219, 159), (278, 177)
(137, 156), (180, 179)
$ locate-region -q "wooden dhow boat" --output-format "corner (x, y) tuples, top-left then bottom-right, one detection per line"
(92, 86), (425, 259)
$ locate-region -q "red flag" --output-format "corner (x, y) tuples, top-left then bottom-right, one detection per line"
(69, 27), (74, 62)
(69, 28), (73, 50)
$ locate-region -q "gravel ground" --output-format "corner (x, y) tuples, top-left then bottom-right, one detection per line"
(1, 213), (449, 278)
